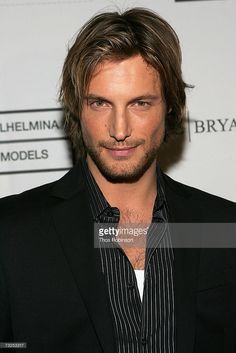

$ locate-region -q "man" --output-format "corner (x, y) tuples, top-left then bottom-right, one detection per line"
(0, 7), (235, 353)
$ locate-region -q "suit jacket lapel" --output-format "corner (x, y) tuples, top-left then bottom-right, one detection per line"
(50, 165), (116, 353)
(164, 174), (201, 353)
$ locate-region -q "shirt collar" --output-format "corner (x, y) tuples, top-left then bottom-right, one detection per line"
(81, 159), (167, 221)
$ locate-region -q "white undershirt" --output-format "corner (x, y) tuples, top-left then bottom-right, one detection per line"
(134, 270), (145, 300)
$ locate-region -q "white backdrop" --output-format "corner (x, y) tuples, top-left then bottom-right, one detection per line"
(0, 0), (235, 201)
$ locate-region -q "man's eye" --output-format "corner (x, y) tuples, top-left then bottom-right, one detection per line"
(133, 101), (151, 108)
(89, 100), (107, 108)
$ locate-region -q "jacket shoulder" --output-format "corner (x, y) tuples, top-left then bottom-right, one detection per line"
(0, 181), (56, 214)
(0, 165), (85, 220)
(162, 173), (236, 221)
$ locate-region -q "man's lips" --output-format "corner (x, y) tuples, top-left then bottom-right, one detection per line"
(105, 146), (137, 157)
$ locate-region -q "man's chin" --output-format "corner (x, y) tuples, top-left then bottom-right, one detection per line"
(99, 169), (143, 183)
(92, 160), (155, 183)
(97, 169), (146, 183)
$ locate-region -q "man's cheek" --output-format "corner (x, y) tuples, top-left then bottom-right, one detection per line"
(80, 127), (93, 145)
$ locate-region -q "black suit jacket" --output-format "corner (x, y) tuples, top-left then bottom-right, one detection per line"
(0, 164), (236, 353)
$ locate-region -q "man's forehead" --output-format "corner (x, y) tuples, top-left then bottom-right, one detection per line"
(90, 55), (160, 80)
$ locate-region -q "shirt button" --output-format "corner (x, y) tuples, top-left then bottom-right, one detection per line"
(141, 337), (147, 345)
(127, 281), (135, 289)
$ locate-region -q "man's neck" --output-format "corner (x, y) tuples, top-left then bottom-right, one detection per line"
(86, 158), (157, 211)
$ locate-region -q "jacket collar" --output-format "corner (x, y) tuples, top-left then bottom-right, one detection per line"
(51, 164), (116, 353)
(51, 162), (85, 199)
(163, 173), (200, 353)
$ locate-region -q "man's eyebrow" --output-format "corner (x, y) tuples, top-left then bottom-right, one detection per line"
(129, 95), (160, 102)
(84, 94), (110, 102)
(84, 94), (160, 103)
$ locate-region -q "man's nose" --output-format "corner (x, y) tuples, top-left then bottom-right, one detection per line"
(109, 108), (131, 141)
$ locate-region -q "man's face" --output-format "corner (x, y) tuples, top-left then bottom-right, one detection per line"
(80, 55), (166, 182)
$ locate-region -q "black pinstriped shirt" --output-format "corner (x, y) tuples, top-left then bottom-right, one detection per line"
(81, 160), (175, 353)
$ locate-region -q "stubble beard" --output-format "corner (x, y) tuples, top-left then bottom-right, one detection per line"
(85, 141), (162, 183)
